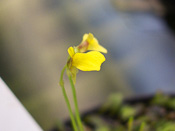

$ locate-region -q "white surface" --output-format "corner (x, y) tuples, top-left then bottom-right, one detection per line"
(0, 78), (43, 131)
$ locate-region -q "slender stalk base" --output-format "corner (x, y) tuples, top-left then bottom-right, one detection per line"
(68, 75), (84, 131)
(59, 66), (78, 131)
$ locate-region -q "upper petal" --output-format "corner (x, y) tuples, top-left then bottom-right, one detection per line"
(72, 51), (106, 71)
(68, 46), (75, 58)
(83, 33), (108, 53)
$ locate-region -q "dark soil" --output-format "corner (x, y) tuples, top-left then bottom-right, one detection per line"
(52, 92), (175, 131)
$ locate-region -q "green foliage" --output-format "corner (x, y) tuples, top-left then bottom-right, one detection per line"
(128, 117), (134, 131)
(138, 122), (145, 131)
(120, 105), (136, 121)
(96, 126), (110, 131)
(151, 92), (170, 106)
(156, 121), (175, 131)
(167, 98), (175, 110)
(84, 115), (107, 127)
(100, 93), (123, 115)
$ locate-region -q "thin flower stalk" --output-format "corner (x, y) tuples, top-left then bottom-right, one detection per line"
(59, 66), (78, 131)
(68, 74), (84, 131)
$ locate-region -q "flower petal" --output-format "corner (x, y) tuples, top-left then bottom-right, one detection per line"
(68, 46), (75, 58)
(83, 33), (107, 53)
(72, 51), (106, 71)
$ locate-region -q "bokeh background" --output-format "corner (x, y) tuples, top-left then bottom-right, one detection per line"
(0, 0), (175, 130)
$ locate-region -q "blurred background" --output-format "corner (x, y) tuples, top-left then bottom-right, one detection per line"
(0, 0), (175, 130)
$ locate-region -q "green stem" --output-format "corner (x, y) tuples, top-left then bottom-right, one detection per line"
(128, 117), (133, 131)
(139, 122), (145, 131)
(68, 75), (84, 131)
(59, 65), (78, 131)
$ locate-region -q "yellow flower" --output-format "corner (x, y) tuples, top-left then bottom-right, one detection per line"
(78, 33), (107, 53)
(67, 33), (107, 83)
(68, 47), (106, 71)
